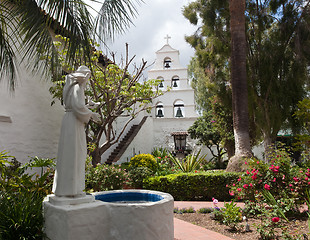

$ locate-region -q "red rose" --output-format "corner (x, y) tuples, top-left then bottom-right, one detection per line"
(272, 217), (280, 222)
(264, 184), (271, 190)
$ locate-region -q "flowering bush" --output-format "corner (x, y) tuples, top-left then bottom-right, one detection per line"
(228, 147), (310, 239)
(127, 167), (153, 189)
(228, 147), (310, 206)
(85, 163), (129, 191)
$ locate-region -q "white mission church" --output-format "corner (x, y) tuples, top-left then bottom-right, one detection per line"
(0, 37), (200, 164)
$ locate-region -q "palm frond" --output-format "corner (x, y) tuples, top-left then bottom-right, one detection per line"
(0, 2), (20, 90)
(14, 0), (94, 79)
(93, 0), (143, 41)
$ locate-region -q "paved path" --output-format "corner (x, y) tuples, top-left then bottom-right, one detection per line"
(174, 201), (245, 240)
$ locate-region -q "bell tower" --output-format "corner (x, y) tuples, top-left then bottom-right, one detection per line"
(148, 36), (198, 155)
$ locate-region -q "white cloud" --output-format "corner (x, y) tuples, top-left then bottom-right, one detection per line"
(102, 0), (197, 74)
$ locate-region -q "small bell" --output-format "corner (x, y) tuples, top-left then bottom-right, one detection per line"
(157, 109), (164, 118)
(175, 107), (183, 117)
(159, 81), (164, 88)
(164, 63), (170, 68)
(173, 80), (178, 87)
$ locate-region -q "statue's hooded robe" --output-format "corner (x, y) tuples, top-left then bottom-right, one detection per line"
(52, 67), (92, 197)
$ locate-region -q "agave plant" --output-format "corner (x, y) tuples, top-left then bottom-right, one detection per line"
(169, 149), (206, 173)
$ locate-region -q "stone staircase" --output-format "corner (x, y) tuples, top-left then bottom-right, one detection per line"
(105, 116), (148, 164)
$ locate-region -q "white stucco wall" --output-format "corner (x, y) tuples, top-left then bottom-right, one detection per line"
(0, 67), (63, 163)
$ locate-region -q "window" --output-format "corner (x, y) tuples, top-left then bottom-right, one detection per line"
(156, 103), (164, 118)
(164, 57), (172, 69)
(171, 132), (188, 153)
(174, 100), (184, 118)
(172, 76), (179, 88)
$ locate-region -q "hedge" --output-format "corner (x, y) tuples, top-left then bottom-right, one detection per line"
(143, 170), (240, 201)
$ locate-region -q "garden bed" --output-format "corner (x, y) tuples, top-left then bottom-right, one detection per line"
(174, 212), (309, 240)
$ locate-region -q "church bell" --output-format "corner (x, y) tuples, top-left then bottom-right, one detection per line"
(175, 107), (183, 117)
(173, 80), (178, 87)
(157, 109), (164, 117)
(159, 81), (164, 88)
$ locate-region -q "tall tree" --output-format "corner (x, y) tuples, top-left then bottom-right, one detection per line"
(183, 0), (310, 167)
(226, 0), (252, 171)
(0, 0), (142, 90)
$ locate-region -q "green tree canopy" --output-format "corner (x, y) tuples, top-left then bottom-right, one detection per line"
(184, 0), (310, 156)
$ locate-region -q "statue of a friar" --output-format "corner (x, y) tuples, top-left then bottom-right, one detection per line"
(52, 66), (99, 197)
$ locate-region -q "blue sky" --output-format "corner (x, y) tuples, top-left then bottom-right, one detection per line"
(104, 0), (197, 77)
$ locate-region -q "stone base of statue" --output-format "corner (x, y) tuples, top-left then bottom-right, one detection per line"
(43, 194), (106, 240)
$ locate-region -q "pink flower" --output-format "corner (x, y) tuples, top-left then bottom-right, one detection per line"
(293, 177), (299, 182)
(238, 177), (241, 181)
(229, 191), (235, 196)
(246, 170), (250, 175)
(308, 182), (310, 185)
(272, 178), (276, 182)
(233, 183), (236, 186)
(272, 217), (280, 222)
(243, 184), (249, 189)
(257, 161), (260, 164)
(282, 175), (286, 180)
(275, 166), (280, 170)
(289, 184), (293, 187)
(249, 183), (253, 187)
(245, 161), (248, 165)
(212, 198), (219, 205)
(251, 175), (257, 180)
(264, 184), (271, 190)
(305, 177), (308, 181)
(237, 188), (242, 192)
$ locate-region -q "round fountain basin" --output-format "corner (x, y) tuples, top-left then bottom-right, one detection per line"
(94, 191), (164, 203)
(92, 189), (174, 240)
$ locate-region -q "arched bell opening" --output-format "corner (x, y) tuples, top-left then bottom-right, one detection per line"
(174, 100), (184, 118)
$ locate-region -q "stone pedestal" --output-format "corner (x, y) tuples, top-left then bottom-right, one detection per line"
(43, 195), (107, 240)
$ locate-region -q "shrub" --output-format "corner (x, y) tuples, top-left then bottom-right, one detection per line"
(197, 208), (213, 214)
(0, 152), (54, 239)
(86, 163), (129, 191)
(0, 190), (45, 240)
(174, 207), (195, 214)
(129, 154), (157, 172)
(151, 147), (170, 158)
(221, 201), (243, 230)
(228, 146), (310, 239)
(127, 167), (153, 189)
(144, 170), (239, 201)
(228, 147), (310, 206)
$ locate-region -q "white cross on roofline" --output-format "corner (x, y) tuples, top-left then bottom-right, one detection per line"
(164, 34), (171, 44)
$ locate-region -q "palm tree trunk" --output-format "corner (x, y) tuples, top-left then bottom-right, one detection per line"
(226, 0), (252, 172)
